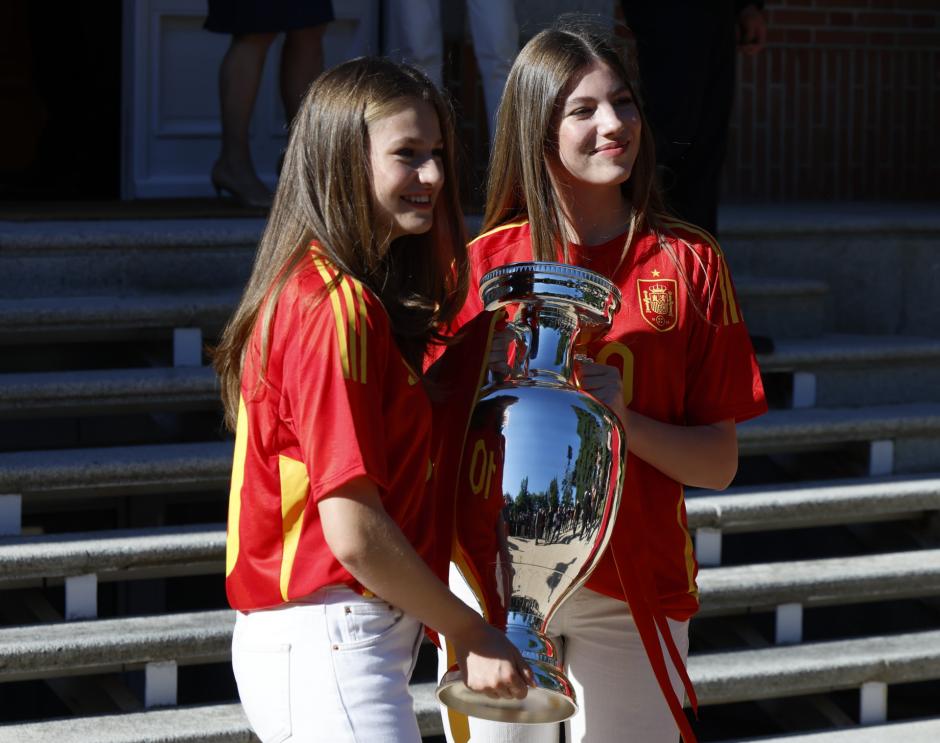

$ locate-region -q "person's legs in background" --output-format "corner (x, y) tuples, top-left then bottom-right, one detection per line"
(466, 0), (518, 144)
(385, 0), (444, 88)
(213, 32), (277, 207)
(280, 24), (328, 126)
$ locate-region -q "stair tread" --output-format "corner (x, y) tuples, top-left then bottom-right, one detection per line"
(726, 717), (940, 742)
(0, 440), (232, 495)
(687, 474), (940, 531)
(697, 549), (940, 612)
(758, 333), (940, 368)
(4, 525), (939, 614)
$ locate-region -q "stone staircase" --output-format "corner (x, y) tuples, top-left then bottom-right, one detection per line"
(0, 206), (938, 741)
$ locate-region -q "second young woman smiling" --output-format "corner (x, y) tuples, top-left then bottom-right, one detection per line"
(443, 22), (767, 743)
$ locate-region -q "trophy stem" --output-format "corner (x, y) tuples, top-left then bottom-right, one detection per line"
(518, 306), (579, 385)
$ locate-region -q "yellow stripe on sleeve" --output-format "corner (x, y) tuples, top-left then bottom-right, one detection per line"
(225, 396), (249, 577)
(312, 257), (352, 379)
(353, 278), (368, 384)
(662, 218), (741, 325)
(716, 253), (731, 326)
(721, 260), (741, 324)
(278, 454), (311, 602)
(338, 275), (360, 382)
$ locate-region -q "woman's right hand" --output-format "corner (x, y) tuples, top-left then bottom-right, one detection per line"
(449, 618), (533, 700)
(576, 359), (628, 425)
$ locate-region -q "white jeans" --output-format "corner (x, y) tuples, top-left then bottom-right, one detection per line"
(440, 567), (690, 743)
(233, 586), (424, 743)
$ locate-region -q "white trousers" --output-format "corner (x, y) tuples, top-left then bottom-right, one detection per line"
(385, 0), (518, 139)
(232, 586), (424, 743)
(440, 566), (690, 743)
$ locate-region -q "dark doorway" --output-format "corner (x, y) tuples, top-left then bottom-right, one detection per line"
(0, 1), (122, 200)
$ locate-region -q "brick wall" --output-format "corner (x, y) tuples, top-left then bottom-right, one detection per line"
(725, 0), (940, 201)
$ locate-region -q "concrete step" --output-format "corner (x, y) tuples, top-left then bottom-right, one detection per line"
(737, 403), (940, 473)
(2, 403), (937, 504)
(0, 294), (238, 344)
(719, 203), (940, 338)
(0, 218), (262, 298)
(727, 717), (940, 742)
(8, 524), (938, 621)
(1, 333), (935, 419)
(0, 524), (224, 586)
(0, 703), (254, 743)
(4, 702), (938, 743)
(0, 692), (440, 742)
(0, 283), (820, 345)
(697, 549), (940, 616)
(689, 629), (940, 706)
(0, 367), (219, 418)
(0, 610), (233, 683)
(686, 475), (940, 534)
(0, 441), (232, 499)
(2, 611), (938, 704)
(1, 615), (938, 738)
(4, 526), (938, 622)
(758, 334), (940, 407)
(735, 276), (829, 339)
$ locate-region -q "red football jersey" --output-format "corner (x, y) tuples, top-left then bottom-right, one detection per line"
(457, 219), (767, 620)
(225, 248), (435, 610)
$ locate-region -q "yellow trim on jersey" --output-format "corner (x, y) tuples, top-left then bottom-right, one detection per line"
(661, 218), (742, 326)
(353, 278), (368, 383)
(468, 218), (529, 246)
(721, 255), (741, 325)
(311, 256), (370, 382)
(339, 278), (359, 382)
(278, 454), (311, 602)
(225, 396), (249, 577)
(312, 257), (351, 379)
(677, 484), (698, 599)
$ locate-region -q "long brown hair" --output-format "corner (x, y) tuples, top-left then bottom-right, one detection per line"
(484, 19), (667, 265)
(214, 57), (468, 430)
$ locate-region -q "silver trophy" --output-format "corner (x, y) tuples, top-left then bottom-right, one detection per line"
(437, 262), (625, 723)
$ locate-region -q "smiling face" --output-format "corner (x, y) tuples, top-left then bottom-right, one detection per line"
(550, 62), (641, 193)
(368, 99), (445, 245)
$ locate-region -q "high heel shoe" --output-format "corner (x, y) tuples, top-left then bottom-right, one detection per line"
(211, 162), (273, 209)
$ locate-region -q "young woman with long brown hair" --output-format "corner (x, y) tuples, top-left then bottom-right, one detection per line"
(214, 57), (530, 743)
(443, 21), (767, 743)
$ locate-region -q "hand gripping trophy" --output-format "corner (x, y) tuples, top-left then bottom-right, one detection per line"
(437, 262), (625, 723)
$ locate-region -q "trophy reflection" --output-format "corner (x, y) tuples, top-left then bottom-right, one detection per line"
(437, 262), (625, 724)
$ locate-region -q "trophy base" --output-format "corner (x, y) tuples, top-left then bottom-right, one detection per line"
(436, 665), (577, 724)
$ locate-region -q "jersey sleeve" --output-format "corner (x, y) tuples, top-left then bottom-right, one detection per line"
(683, 244), (767, 426)
(280, 271), (392, 501)
(451, 255), (487, 333)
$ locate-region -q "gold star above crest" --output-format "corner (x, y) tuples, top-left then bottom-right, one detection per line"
(651, 269), (661, 277)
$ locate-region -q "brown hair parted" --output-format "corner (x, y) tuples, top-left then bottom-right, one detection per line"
(214, 57), (468, 430)
(483, 18), (666, 263)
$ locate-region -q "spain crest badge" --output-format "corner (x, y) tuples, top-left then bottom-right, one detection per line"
(637, 278), (677, 332)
